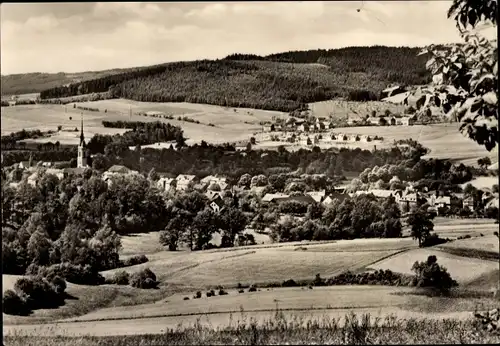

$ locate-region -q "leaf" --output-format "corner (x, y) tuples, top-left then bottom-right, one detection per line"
(482, 91), (498, 105)
(425, 58), (436, 69)
(468, 9), (478, 28)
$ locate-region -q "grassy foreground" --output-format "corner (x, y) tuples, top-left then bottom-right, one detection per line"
(5, 311), (499, 345)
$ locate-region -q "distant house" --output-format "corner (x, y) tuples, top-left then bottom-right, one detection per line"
(206, 190), (225, 201)
(19, 160), (32, 170)
(368, 117), (380, 125)
(298, 123), (310, 132)
(307, 190), (326, 203)
(176, 174), (196, 191)
(263, 124), (275, 132)
(352, 189), (395, 199)
(400, 116), (415, 126)
(322, 192), (350, 206)
(45, 168), (65, 180)
(280, 194), (316, 204)
(397, 191), (422, 211)
(102, 165), (139, 186)
(209, 195), (225, 213)
(8, 100), (16, 107)
(381, 85), (406, 99)
(262, 193), (290, 204)
(157, 177), (176, 192)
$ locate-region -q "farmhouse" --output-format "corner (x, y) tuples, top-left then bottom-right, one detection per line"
(209, 195), (225, 214)
(262, 193), (290, 204)
(400, 116), (416, 126)
(298, 123), (310, 132)
(206, 190), (225, 201)
(102, 165), (140, 186)
(322, 192), (350, 206)
(307, 190), (326, 203)
(263, 124), (275, 132)
(157, 177), (176, 192)
(352, 189), (395, 199)
(176, 174), (196, 191)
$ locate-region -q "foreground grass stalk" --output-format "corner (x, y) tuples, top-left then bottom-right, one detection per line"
(4, 311), (500, 345)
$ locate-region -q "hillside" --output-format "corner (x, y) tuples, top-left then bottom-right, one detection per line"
(31, 46), (430, 112)
(0, 67), (141, 96)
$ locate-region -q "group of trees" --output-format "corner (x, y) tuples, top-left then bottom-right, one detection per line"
(1, 170), (167, 281)
(86, 121), (185, 157)
(159, 191), (247, 251)
(268, 194), (403, 242)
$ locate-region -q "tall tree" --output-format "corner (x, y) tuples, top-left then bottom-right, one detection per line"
(407, 209), (434, 247)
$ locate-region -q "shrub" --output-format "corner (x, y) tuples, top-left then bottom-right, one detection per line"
(238, 289), (245, 293)
(50, 276), (67, 294)
(282, 279), (298, 287)
(122, 255), (149, 267)
(2, 289), (28, 315)
(13, 276), (62, 310)
(248, 285), (257, 292)
(130, 268), (158, 289)
(194, 291), (202, 299)
(411, 255), (458, 292)
(422, 233), (449, 247)
(111, 271), (130, 285)
(183, 297), (190, 300)
(312, 273), (325, 286)
(219, 289), (228, 296)
(37, 263), (105, 285)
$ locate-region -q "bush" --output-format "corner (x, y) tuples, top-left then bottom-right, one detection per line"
(121, 255), (149, 267)
(130, 268), (158, 289)
(282, 279), (298, 287)
(110, 271), (130, 285)
(183, 296), (190, 300)
(194, 291), (202, 299)
(312, 273), (325, 286)
(37, 263), (105, 285)
(50, 276), (67, 294)
(2, 289), (28, 315)
(411, 255), (458, 292)
(13, 276), (62, 310)
(422, 233), (449, 247)
(238, 289), (245, 293)
(219, 289), (228, 296)
(248, 285), (257, 292)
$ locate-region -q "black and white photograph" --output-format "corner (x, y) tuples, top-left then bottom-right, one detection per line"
(1, 1), (499, 344)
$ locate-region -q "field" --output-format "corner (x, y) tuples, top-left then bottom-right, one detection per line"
(461, 176), (499, 190)
(2, 99), (498, 167)
(329, 124), (498, 166)
(368, 248), (498, 285)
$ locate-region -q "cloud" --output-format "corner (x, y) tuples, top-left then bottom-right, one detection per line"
(0, 1), (478, 74)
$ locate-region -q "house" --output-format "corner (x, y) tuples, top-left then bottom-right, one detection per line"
(322, 192), (350, 206)
(209, 195), (225, 213)
(381, 85), (406, 98)
(400, 116), (415, 126)
(157, 177), (176, 192)
(397, 191), (422, 211)
(298, 123), (310, 132)
(206, 190), (225, 200)
(176, 174), (196, 191)
(8, 100), (17, 107)
(280, 194), (317, 204)
(368, 117), (380, 125)
(45, 168), (65, 180)
(263, 124), (275, 132)
(307, 190), (326, 203)
(463, 196), (475, 211)
(102, 165), (139, 186)
(262, 193), (290, 203)
(352, 189), (395, 199)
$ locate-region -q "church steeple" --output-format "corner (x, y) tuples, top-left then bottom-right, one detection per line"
(79, 112), (85, 146)
(77, 113), (88, 168)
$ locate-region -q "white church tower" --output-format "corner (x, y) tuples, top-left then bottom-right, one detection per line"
(77, 113), (89, 168)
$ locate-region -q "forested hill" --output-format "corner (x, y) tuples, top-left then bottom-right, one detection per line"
(0, 67), (141, 96)
(32, 46), (430, 112)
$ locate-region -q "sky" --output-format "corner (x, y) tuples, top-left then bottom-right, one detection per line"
(0, 1), (496, 75)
